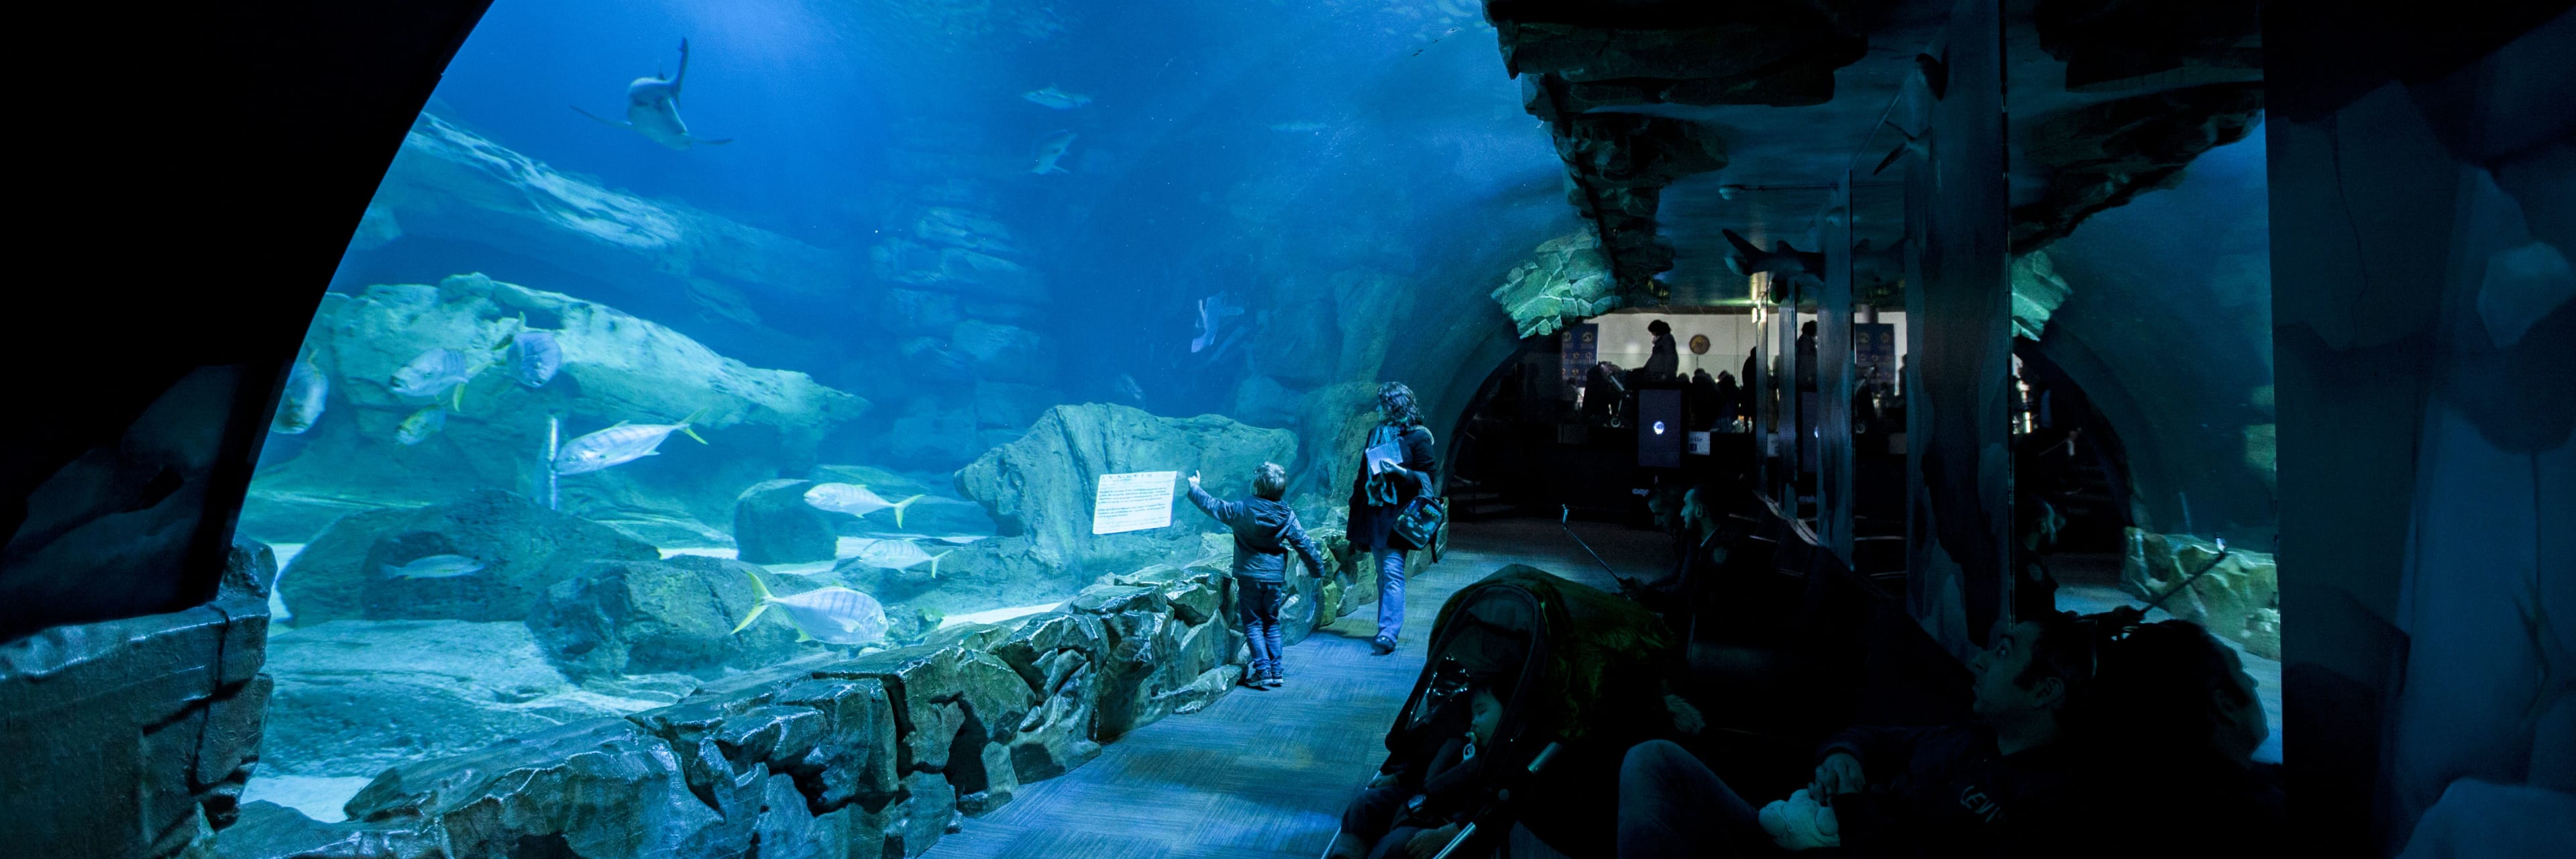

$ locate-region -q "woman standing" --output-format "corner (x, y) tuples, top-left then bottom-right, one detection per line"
(1347, 382), (1436, 655)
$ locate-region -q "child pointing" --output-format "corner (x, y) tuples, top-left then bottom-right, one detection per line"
(1186, 463), (1333, 689)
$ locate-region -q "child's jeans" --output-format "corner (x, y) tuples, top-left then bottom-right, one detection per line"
(1237, 576), (1285, 675)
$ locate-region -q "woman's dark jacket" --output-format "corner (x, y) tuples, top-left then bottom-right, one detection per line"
(1347, 423), (1436, 552)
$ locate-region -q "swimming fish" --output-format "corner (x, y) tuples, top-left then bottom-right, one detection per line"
(573, 38), (733, 151)
(554, 409), (708, 475)
(1115, 374), (1146, 403)
(850, 539), (953, 576)
(382, 554), (485, 579)
(390, 347), (478, 408)
(395, 406), (446, 446)
(733, 570), (889, 645)
(1268, 121), (1329, 133)
(1021, 85), (1092, 109)
(1723, 230), (1825, 281)
(503, 330), (562, 388)
(1031, 130), (1077, 174)
(802, 483), (926, 528)
(1874, 120), (1930, 176)
(1191, 293), (1244, 354)
(272, 358), (329, 435)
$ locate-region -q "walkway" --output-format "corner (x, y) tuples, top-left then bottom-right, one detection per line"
(923, 518), (1670, 859)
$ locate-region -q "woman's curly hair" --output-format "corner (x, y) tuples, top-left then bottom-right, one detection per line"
(1377, 382), (1421, 427)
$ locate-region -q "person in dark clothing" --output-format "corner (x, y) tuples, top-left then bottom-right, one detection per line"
(1186, 462), (1332, 689)
(1794, 321), (1819, 392)
(1328, 680), (1509, 859)
(1621, 482), (1726, 621)
(1740, 350), (1760, 423)
(1646, 319), (1681, 382)
(1688, 369), (1723, 431)
(1346, 382), (1437, 655)
(1617, 611), (2096, 857)
(2065, 619), (2282, 858)
(1585, 360), (1629, 426)
(1715, 371), (1741, 428)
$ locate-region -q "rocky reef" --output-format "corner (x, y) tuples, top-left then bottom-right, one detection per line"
(1491, 232), (1622, 338)
(245, 272), (869, 548)
(278, 489), (658, 626)
(2120, 527), (2279, 660)
(215, 566), (1248, 859)
(956, 403), (1297, 582)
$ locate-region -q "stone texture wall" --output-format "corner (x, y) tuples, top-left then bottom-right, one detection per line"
(217, 567), (1246, 859)
(0, 539), (277, 858)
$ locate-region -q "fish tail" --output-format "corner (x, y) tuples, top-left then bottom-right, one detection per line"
(451, 385), (465, 411)
(929, 549), (953, 578)
(679, 407), (710, 444)
(731, 568), (775, 634)
(891, 495), (924, 529)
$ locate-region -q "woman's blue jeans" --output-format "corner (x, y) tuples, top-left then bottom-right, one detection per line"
(1375, 548), (1407, 644)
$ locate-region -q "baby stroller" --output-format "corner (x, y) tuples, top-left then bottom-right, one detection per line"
(1347, 564), (1676, 858)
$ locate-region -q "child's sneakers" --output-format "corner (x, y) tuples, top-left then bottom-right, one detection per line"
(1262, 666), (1285, 689)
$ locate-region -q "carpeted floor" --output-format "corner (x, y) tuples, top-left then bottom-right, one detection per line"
(922, 517), (1673, 859)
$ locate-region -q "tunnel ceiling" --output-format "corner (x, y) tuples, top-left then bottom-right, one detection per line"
(1482, 0), (2265, 305)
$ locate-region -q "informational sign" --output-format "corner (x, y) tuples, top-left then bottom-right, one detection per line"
(1091, 470), (1178, 535)
(1688, 431), (1711, 456)
(1854, 323), (1897, 387)
(1560, 323), (1599, 385)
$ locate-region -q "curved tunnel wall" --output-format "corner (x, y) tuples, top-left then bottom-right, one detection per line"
(2033, 130), (2277, 547)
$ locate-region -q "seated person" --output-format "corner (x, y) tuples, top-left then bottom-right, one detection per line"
(1621, 482), (1727, 621)
(1616, 611), (2095, 858)
(2065, 619), (2282, 858)
(1329, 678), (1509, 859)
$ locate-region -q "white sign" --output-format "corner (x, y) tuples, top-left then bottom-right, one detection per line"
(1091, 470), (1179, 535)
(1688, 431), (1711, 456)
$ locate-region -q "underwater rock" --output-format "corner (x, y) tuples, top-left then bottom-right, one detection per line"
(344, 717), (736, 858)
(2120, 527), (2280, 660)
(1231, 374), (1305, 427)
(973, 381), (1059, 431)
(1490, 232), (1621, 338)
(213, 801), (443, 859)
(734, 479), (839, 564)
(526, 555), (812, 680)
(242, 272), (867, 547)
(885, 396), (983, 469)
(258, 620), (644, 778)
(278, 489), (657, 626)
(956, 403), (1296, 583)
(949, 321), (1056, 385)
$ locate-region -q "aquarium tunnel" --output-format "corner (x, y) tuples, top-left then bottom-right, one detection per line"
(5, 1), (2573, 858)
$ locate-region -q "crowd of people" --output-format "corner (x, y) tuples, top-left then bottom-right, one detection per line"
(1580, 319), (1899, 439)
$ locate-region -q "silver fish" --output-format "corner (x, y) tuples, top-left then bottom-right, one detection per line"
(382, 554), (485, 579)
(1116, 374), (1145, 402)
(1031, 130), (1077, 174)
(390, 347), (478, 407)
(734, 570), (888, 645)
(508, 331), (562, 388)
(1268, 121), (1328, 133)
(802, 483), (925, 528)
(1020, 85), (1091, 110)
(1191, 293), (1244, 354)
(851, 540), (951, 576)
(572, 38), (733, 150)
(554, 410), (708, 474)
(395, 406), (446, 446)
(272, 359), (329, 434)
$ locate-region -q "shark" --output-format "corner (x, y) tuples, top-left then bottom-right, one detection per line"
(1031, 130), (1077, 174)
(574, 39), (733, 150)
(1874, 120), (1930, 175)
(1723, 230), (1826, 282)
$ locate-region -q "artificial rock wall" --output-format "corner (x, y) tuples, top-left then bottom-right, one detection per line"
(217, 566), (1250, 859)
